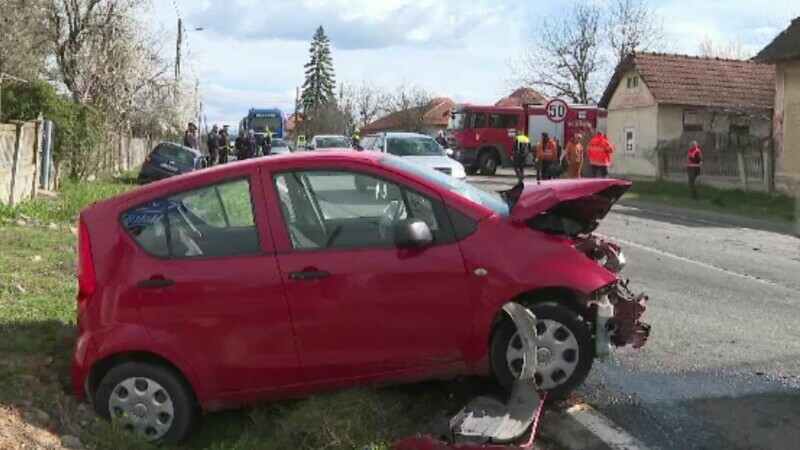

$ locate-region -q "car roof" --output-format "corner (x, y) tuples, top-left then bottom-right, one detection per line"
(157, 142), (202, 157)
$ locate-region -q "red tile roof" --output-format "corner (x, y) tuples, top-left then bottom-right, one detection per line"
(599, 52), (775, 111)
(495, 87), (547, 106)
(362, 98), (454, 133)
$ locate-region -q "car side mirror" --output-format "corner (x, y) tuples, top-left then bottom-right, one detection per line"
(393, 218), (433, 249)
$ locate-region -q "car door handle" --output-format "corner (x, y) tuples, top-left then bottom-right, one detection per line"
(137, 277), (175, 288)
(289, 271), (329, 281)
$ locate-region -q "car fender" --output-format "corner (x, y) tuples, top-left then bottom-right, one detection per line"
(88, 323), (207, 402)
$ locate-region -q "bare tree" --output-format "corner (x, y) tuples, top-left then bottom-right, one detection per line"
(0, 0), (51, 80)
(699, 36), (752, 60)
(354, 81), (390, 128)
(385, 84), (433, 133)
(520, 2), (602, 104)
(607, 0), (664, 64)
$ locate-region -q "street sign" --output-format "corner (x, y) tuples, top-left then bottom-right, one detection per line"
(545, 98), (569, 123)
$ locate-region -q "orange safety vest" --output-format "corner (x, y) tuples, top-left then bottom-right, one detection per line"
(536, 140), (558, 162)
(566, 142), (583, 164)
(587, 136), (612, 167)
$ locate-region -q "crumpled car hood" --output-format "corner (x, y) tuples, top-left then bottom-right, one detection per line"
(501, 179), (632, 223)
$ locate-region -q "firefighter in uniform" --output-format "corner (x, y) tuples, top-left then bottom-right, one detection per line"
(536, 132), (558, 180)
(565, 134), (584, 178)
(219, 125), (231, 164)
(686, 140), (703, 199)
(587, 131), (613, 178)
(512, 132), (531, 182)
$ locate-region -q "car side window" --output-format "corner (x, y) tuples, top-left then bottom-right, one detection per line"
(273, 170), (452, 250)
(371, 137), (384, 151)
(121, 178), (260, 258)
(469, 112), (486, 129)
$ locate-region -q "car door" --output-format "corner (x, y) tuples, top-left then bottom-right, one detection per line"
(262, 163), (473, 382)
(122, 172), (299, 396)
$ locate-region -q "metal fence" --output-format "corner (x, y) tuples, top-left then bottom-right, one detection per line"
(658, 132), (772, 191)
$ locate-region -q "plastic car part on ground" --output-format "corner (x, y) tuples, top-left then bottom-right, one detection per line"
(393, 303), (546, 450)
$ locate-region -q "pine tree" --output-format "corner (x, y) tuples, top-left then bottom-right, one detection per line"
(301, 26), (336, 113)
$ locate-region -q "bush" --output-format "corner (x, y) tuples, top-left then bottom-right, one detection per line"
(2, 81), (105, 180)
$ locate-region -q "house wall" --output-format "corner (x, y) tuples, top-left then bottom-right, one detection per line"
(658, 106), (771, 148)
(775, 60), (800, 194)
(606, 69), (660, 177)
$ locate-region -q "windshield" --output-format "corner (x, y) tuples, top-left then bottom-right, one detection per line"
(380, 155), (509, 217)
(315, 136), (350, 148)
(386, 136), (444, 156)
(448, 111), (467, 131)
(249, 116), (282, 133)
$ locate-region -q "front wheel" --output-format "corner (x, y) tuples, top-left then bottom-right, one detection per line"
(478, 151), (499, 175)
(490, 302), (593, 400)
(94, 362), (199, 444)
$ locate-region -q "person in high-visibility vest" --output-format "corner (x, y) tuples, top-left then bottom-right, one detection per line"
(512, 133), (531, 182)
(686, 140), (703, 199)
(536, 132), (558, 180)
(565, 134), (584, 178)
(587, 131), (613, 178)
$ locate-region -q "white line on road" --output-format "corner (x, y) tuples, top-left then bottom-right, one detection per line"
(603, 235), (796, 292)
(566, 404), (649, 450)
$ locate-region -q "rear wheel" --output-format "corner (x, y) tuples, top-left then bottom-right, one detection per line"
(478, 151), (499, 175)
(94, 362), (198, 445)
(490, 302), (593, 400)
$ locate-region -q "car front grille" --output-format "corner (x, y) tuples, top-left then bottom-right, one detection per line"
(435, 167), (452, 175)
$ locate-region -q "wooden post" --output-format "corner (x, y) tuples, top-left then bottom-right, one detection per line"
(764, 141), (775, 193)
(737, 150), (748, 191)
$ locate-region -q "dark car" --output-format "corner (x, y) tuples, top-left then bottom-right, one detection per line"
(138, 143), (204, 184)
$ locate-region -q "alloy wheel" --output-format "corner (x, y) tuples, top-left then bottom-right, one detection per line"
(108, 377), (175, 441)
(506, 318), (580, 390)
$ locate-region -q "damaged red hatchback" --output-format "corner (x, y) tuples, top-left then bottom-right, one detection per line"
(72, 151), (650, 443)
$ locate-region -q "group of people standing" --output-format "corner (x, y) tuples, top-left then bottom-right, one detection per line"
(182, 122), (271, 166)
(511, 130), (615, 182)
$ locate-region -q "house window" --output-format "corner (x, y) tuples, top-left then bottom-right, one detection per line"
(626, 76), (639, 89)
(683, 111), (704, 132)
(624, 127), (636, 153)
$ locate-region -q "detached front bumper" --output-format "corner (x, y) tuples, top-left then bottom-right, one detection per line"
(594, 279), (651, 358)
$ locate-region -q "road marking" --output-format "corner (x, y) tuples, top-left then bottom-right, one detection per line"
(566, 404), (649, 450)
(602, 235), (796, 292)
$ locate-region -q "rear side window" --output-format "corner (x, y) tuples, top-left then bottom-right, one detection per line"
(121, 178), (260, 258)
(489, 114), (519, 129)
(154, 144), (196, 167)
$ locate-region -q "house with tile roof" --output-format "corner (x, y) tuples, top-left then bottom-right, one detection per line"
(361, 97), (454, 137)
(495, 87), (547, 107)
(599, 52), (774, 178)
(754, 17), (800, 194)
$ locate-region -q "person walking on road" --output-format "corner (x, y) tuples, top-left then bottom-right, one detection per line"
(262, 126), (272, 156)
(435, 130), (448, 148)
(207, 124), (220, 166)
(565, 134), (584, 178)
(246, 129), (258, 157)
(536, 132), (558, 180)
(183, 122), (198, 149)
(588, 131), (613, 178)
(512, 132), (531, 182)
(687, 140), (703, 199)
(219, 125), (231, 164)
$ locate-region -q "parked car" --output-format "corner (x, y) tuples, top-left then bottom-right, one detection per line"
(137, 143), (204, 184)
(268, 138), (291, 155)
(308, 134), (352, 150)
(73, 151), (650, 443)
(362, 132), (467, 180)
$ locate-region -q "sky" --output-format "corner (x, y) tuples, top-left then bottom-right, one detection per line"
(151, 0), (800, 128)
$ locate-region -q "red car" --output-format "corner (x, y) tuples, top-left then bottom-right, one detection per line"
(73, 151), (650, 443)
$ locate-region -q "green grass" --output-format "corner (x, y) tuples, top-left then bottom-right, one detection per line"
(0, 176), (472, 449)
(624, 179), (795, 223)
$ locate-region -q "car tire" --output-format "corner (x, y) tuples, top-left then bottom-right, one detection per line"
(94, 361), (198, 445)
(478, 151), (498, 176)
(490, 302), (593, 400)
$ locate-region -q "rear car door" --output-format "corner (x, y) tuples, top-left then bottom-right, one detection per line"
(262, 163), (474, 382)
(121, 172), (298, 396)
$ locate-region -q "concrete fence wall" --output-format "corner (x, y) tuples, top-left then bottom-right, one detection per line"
(0, 121), (42, 206)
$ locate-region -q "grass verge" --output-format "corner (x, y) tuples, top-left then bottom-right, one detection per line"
(623, 179), (795, 223)
(0, 175), (477, 449)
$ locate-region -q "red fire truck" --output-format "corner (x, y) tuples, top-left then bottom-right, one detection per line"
(446, 101), (608, 175)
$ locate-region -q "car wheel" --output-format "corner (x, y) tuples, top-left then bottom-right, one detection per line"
(94, 362), (198, 445)
(478, 151), (498, 176)
(490, 302), (593, 400)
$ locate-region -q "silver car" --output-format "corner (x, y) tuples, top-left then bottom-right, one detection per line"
(362, 132), (467, 180)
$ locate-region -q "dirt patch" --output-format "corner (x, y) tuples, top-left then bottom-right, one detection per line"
(0, 405), (64, 449)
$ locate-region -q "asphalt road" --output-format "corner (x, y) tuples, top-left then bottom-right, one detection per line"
(470, 171), (800, 450)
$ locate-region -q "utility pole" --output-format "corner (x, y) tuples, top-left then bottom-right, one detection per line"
(294, 86), (301, 150)
(175, 18), (182, 80)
